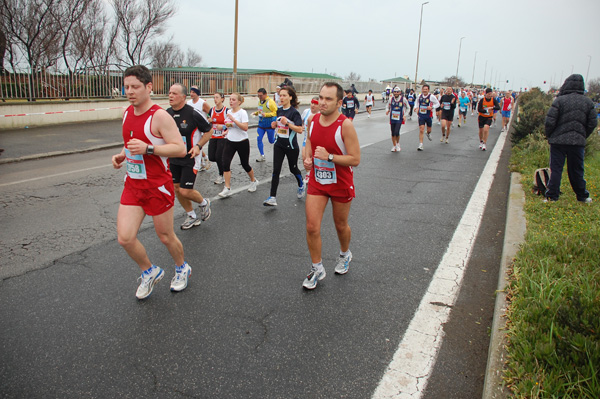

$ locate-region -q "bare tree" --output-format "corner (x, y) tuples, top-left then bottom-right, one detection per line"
(50, 0), (95, 73)
(149, 40), (183, 68)
(345, 71), (361, 81)
(185, 48), (202, 67)
(440, 75), (467, 87)
(0, 29), (6, 73)
(0, 0), (62, 72)
(111, 0), (176, 66)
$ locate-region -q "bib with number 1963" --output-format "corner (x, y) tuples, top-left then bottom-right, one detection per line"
(125, 149), (147, 179)
(276, 120), (289, 138)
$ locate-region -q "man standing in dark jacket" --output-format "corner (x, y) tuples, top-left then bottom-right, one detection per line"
(544, 74), (597, 203)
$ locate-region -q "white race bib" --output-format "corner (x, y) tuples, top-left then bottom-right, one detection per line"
(391, 110), (401, 121)
(314, 158), (337, 185)
(276, 121), (289, 138)
(125, 149), (147, 180)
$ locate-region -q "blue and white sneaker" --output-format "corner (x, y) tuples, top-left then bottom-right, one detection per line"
(170, 262), (192, 292)
(334, 251), (353, 275)
(302, 267), (326, 290)
(136, 266), (164, 299)
(263, 196), (277, 206)
(297, 186), (304, 199)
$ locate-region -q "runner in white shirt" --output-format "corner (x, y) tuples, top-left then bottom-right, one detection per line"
(187, 86), (211, 172)
(364, 90), (374, 118)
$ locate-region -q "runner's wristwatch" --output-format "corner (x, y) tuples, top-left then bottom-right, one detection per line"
(146, 145), (154, 155)
(328, 153), (334, 162)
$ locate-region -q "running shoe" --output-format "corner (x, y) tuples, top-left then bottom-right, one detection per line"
(437, 121), (441, 125)
(445, 138), (449, 144)
(256, 155), (266, 162)
(297, 187), (304, 199)
(214, 175), (224, 184)
(263, 196), (277, 206)
(482, 143), (487, 151)
(201, 159), (211, 171)
(334, 251), (353, 275)
(417, 143), (424, 151)
(391, 146), (397, 152)
(136, 266), (164, 299)
(396, 144), (401, 152)
(440, 136), (445, 142)
(170, 263), (192, 292)
(458, 123), (461, 127)
(199, 199), (211, 221)
(181, 215), (201, 230)
(218, 187), (232, 198)
(427, 132), (432, 141)
(479, 141), (483, 149)
(578, 198), (592, 204)
(248, 179), (258, 192)
(302, 267), (326, 290)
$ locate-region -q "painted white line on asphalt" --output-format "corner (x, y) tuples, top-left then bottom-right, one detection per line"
(0, 164), (112, 187)
(372, 128), (509, 399)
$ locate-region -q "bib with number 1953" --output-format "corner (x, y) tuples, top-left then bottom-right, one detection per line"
(125, 149), (147, 179)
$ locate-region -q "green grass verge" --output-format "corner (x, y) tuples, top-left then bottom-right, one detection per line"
(505, 132), (600, 398)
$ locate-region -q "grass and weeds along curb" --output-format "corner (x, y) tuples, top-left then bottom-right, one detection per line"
(504, 90), (600, 398)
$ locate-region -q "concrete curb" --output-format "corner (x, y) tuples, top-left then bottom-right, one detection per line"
(482, 172), (526, 399)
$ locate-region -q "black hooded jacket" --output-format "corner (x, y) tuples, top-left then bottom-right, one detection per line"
(545, 74), (597, 146)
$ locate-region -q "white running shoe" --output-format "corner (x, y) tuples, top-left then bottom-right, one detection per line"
(201, 159), (211, 171)
(479, 141), (483, 149)
(417, 143), (424, 151)
(248, 179), (258, 192)
(170, 263), (192, 292)
(214, 175), (224, 184)
(445, 138), (449, 144)
(437, 121), (441, 125)
(391, 146), (397, 152)
(198, 199), (211, 221)
(427, 132), (432, 141)
(334, 251), (353, 275)
(218, 187), (232, 198)
(263, 196), (277, 206)
(256, 155), (266, 162)
(440, 136), (445, 142)
(136, 266), (164, 299)
(297, 187), (304, 199)
(302, 267), (326, 290)
(181, 215), (201, 230)
(482, 143), (487, 151)
(396, 144), (401, 152)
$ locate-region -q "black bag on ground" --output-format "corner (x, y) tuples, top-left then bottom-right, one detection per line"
(533, 168), (551, 195)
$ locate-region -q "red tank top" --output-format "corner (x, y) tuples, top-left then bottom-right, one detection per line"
(209, 106), (228, 139)
(502, 97), (512, 111)
(308, 113), (354, 191)
(122, 104), (171, 189)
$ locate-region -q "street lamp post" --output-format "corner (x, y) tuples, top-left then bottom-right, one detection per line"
(414, 1), (429, 89)
(483, 60), (488, 88)
(586, 55), (592, 90)
(232, 0), (239, 91)
(471, 51), (478, 87)
(455, 36), (465, 86)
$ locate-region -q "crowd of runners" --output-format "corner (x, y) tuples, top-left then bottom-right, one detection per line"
(112, 65), (517, 299)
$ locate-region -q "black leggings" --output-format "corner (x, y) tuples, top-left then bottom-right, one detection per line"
(208, 138), (226, 175)
(222, 139), (252, 173)
(270, 143), (303, 197)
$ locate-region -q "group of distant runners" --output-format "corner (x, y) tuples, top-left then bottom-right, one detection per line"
(112, 65), (514, 300)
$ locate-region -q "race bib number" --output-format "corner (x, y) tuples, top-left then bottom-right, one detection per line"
(125, 149), (147, 180)
(443, 102), (451, 110)
(276, 121), (289, 138)
(460, 106), (467, 111)
(346, 101), (354, 109)
(485, 107), (492, 116)
(391, 110), (401, 121)
(314, 158), (337, 185)
(212, 125), (224, 138)
(419, 104), (428, 114)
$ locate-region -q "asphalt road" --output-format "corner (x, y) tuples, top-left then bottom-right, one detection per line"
(0, 108), (510, 398)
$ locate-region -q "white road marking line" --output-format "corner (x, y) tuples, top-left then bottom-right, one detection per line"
(372, 128), (508, 399)
(0, 164), (112, 187)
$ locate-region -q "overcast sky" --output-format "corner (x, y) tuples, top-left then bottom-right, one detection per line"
(165, 0), (599, 91)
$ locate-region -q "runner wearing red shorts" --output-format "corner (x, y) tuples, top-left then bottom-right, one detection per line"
(112, 65), (191, 300)
(302, 82), (361, 290)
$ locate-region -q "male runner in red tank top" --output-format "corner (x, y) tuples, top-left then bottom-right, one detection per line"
(111, 65), (190, 300)
(302, 82), (361, 290)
